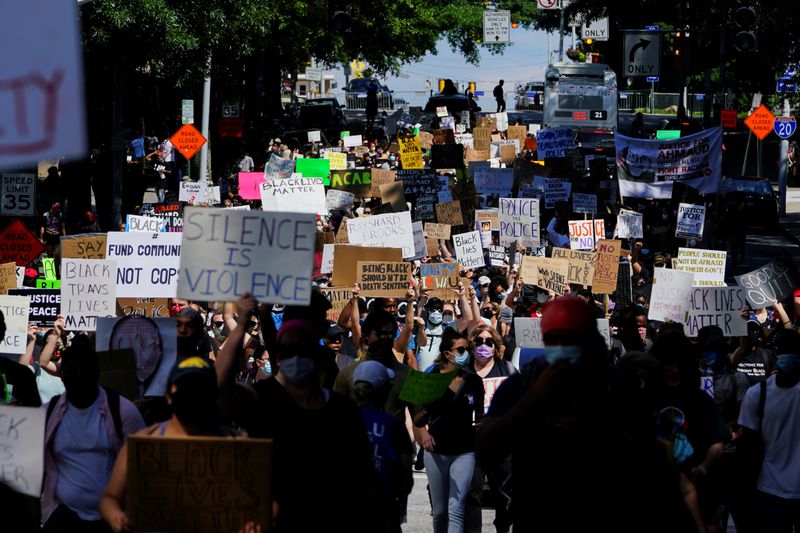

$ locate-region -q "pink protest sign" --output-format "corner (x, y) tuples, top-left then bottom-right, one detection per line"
(238, 172), (266, 200)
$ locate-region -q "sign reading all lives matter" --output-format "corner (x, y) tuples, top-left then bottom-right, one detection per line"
(0, 404), (45, 497)
(61, 259), (116, 331)
(0, 295), (30, 354)
(106, 232), (182, 298)
(0, 174), (36, 216)
(675, 203), (706, 239)
(178, 208), (315, 305)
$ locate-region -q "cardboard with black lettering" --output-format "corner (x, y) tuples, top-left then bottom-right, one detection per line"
(116, 297), (170, 319)
(419, 262), (460, 300)
(61, 233), (108, 260)
(551, 248), (595, 286)
(435, 201), (463, 226)
(357, 261), (412, 297)
(331, 245), (404, 287)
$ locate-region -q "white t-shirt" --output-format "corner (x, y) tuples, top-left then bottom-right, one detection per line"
(738, 375), (800, 499)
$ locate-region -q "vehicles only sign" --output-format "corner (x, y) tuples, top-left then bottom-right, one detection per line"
(623, 32), (660, 77)
(582, 18), (609, 41)
(483, 10), (511, 43)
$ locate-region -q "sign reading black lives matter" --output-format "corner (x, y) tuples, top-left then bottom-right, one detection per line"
(178, 208), (316, 305)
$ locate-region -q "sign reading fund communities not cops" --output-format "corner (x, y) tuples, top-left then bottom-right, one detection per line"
(177, 208), (315, 304)
(106, 232), (182, 298)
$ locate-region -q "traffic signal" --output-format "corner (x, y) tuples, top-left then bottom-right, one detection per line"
(438, 79), (445, 92)
(584, 38), (593, 46)
(734, 1), (758, 52)
(329, 2), (352, 33)
(468, 81), (476, 93)
(673, 31), (682, 56)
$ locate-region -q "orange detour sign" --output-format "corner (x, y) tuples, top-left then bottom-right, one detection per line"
(169, 124), (207, 159)
(744, 104), (775, 141)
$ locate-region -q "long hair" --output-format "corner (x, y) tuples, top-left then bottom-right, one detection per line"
(434, 328), (468, 368)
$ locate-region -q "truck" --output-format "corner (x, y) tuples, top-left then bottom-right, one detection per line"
(542, 62), (618, 131)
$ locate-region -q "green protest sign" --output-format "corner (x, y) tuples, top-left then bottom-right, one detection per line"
(340, 130), (350, 139)
(295, 157), (332, 185)
(37, 279), (60, 289)
(656, 129), (681, 140)
(399, 368), (456, 406)
(42, 257), (57, 280)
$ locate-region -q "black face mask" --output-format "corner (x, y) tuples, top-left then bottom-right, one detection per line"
(170, 382), (218, 428)
(482, 308), (494, 319)
(177, 335), (200, 357)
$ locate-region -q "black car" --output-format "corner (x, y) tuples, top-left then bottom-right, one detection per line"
(574, 128), (615, 157)
(423, 93), (474, 115)
(719, 176), (779, 230)
(296, 98), (348, 134)
(345, 78), (393, 110)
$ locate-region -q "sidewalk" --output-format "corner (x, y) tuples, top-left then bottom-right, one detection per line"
(781, 187), (800, 246)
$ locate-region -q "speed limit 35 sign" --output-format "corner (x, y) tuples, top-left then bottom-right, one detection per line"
(0, 173), (35, 217)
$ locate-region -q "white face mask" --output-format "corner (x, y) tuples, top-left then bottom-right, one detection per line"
(428, 310), (443, 325)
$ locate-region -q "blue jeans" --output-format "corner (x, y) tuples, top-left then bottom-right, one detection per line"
(425, 451), (476, 533)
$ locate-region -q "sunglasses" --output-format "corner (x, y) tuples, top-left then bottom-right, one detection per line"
(449, 346), (468, 355)
(474, 337), (494, 347)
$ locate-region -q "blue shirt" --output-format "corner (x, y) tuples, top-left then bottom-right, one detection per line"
(130, 137), (145, 158)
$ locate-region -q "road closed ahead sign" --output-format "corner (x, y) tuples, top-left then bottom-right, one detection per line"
(169, 124), (207, 160)
(744, 104), (775, 141)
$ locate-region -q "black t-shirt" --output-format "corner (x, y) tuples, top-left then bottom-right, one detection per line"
(471, 357), (516, 378)
(0, 356), (41, 407)
(736, 347), (777, 386)
(242, 379), (381, 532)
(658, 385), (728, 469)
(424, 369), (484, 456)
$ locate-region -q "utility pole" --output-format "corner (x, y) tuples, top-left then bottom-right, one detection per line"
(199, 56), (211, 184)
(558, 7), (565, 62)
(779, 97), (790, 216)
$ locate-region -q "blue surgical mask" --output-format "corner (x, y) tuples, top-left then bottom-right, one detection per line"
(777, 354), (800, 374)
(442, 314), (455, 326)
(262, 362), (272, 376)
(544, 345), (582, 365)
(279, 356), (316, 384)
(453, 351), (470, 367)
(428, 310), (443, 325)
(388, 155), (396, 162)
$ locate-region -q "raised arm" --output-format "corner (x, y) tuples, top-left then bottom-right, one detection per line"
(216, 293), (258, 388)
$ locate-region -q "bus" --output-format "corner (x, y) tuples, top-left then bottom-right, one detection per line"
(542, 63), (618, 131)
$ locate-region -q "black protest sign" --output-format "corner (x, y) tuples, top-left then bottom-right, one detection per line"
(616, 260), (633, 305)
(396, 169), (440, 197)
(8, 288), (60, 326)
(431, 144), (465, 170)
(140, 203), (183, 232)
(488, 245), (506, 266)
(735, 256), (800, 308)
(329, 169), (372, 196)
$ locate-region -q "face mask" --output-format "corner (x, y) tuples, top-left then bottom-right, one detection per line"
(262, 362), (272, 376)
(474, 344), (493, 361)
(177, 335), (200, 356)
(777, 354), (800, 375)
(171, 383), (217, 428)
(481, 308), (494, 319)
(453, 351), (470, 367)
(544, 345), (582, 365)
(388, 155), (396, 162)
(442, 314), (455, 325)
(279, 356), (317, 385)
(536, 292), (549, 304)
(428, 310), (443, 325)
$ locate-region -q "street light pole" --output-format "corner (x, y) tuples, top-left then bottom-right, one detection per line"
(558, 7), (565, 62)
(779, 98), (790, 216)
(199, 57), (211, 184)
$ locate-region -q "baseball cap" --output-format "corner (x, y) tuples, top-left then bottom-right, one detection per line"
(168, 356), (216, 384)
(325, 323), (345, 339)
(541, 297), (594, 336)
(353, 360), (396, 388)
(274, 137), (282, 144)
(698, 325), (727, 353)
(478, 276), (491, 286)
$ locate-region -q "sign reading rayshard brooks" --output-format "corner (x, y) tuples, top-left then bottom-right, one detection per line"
(615, 127), (723, 199)
(177, 208), (315, 304)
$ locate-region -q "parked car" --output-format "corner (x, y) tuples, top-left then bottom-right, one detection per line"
(719, 176), (779, 230)
(423, 93), (477, 115)
(296, 98), (348, 132)
(345, 78), (394, 110)
(574, 128), (616, 158)
(515, 81), (544, 110)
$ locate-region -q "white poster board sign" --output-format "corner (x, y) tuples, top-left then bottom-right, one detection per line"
(453, 231), (485, 269)
(260, 177), (326, 215)
(674, 248), (727, 287)
(177, 208), (316, 304)
(684, 286), (748, 337)
(572, 193), (597, 215)
(0, 295), (30, 354)
(320, 243), (335, 274)
(346, 211), (415, 259)
(343, 134), (363, 148)
(264, 153), (295, 180)
(0, 404), (45, 497)
(125, 214), (166, 233)
(614, 210), (644, 239)
(326, 189), (355, 211)
(568, 219), (605, 250)
(179, 181), (208, 205)
(648, 267), (694, 323)
(499, 198), (540, 248)
(106, 232), (182, 298)
(61, 259), (117, 331)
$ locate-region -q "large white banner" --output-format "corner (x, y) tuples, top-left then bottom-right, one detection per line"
(615, 127), (723, 199)
(178, 208), (315, 304)
(106, 232), (182, 298)
(346, 211), (415, 259)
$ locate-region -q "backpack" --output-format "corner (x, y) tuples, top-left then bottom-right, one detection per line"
(46, 387), (124, 442)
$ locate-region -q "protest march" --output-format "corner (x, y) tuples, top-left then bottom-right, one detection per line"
(3, 1), (800, 532)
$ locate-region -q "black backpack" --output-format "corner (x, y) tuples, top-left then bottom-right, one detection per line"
(45, 387), (124, 442)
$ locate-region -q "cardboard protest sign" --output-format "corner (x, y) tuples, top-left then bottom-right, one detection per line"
(735, 257), (800, 308)
(465, 147), (490, 162)
(331, 245), (403, 287)
(396, 169), (440, 196)
(116, 297), (169, 319)
(573, 193), (597, 215)
(474, 168), (513, 197)
(551, 248), (596, 286)
(178, 208), (315, 305)
(8, 288), (60, 326)
(684, 286), (748, 337)
(519, 255), (539, 282)
(475, 209), (499, 231)
(534, 258), (569, 295)
(514, 317), (544, 348)
(330, 169), (372, 196)
(0, 262), (17, 294)
(398, 368), (456, 405)
(260, 176), (326, 214)
(346, 211), (414, 259)
(326, 189), (355, 211)
(125, 214), (166, 233)
(507, 125), (527, 151)
(0, 219), (43, 266)
(674, 248), (726, 287)
(106, 232), (181, 298)
(473, 127), (492, 152)
(431, 144), (465, 169)
(419, 262), (459, 299)
(140, 203), (183, 232)
(320, 287), (353, 322)
(495, 112), (509, 132)
(295, 157), (331, 185)
(368, 168), (396, 197)
(453, 231), (484, 269)
(335, 217), (350, 244)
(0, 404), (45, 497)
(649, 267), (694, 323)
(61, 259), (116, 331)
(435, 200), (463, 226)
(264, 153), (295, 180)
(592, 239), (621, 294)
(206, 186), (221, 205)
(536, 127), (574, 158)
(614, 210), (644, 239)
(398, 135), (424, 170)
(424, 223), (451, 240)
(324, 151), (347, 170)
(0, 295), (29, 354)
(127, 436), (272, 533)
(568, 219), (605, 250)
(676, 203), (706, 239)
(379, 181), (407, 212)
(542, 178), (571, 208)
(499, 198), (539, 248)
(179, 181), (207, 205)
(418, 131), (434, 150)
(499, 144), (516, 165)
(357, 261), (412, 297)
(0, 174), (36, 216)
(237, 172), (266, 200)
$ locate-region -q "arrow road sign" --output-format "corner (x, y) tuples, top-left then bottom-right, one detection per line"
(624, 32), (660, 78)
